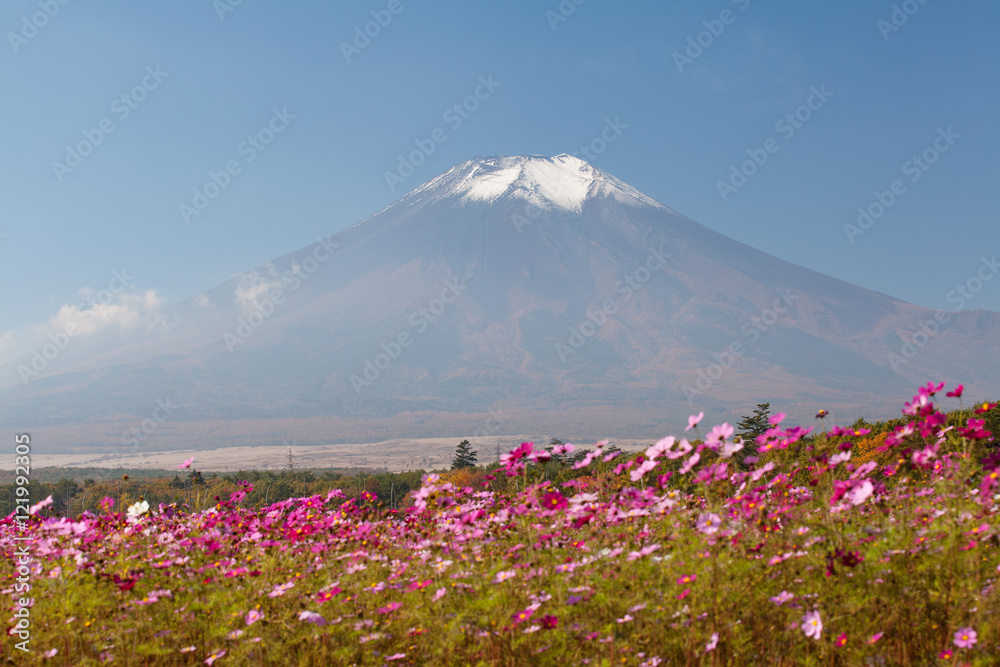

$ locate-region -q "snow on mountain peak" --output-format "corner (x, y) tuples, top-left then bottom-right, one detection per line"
(408, 154), (668, 213)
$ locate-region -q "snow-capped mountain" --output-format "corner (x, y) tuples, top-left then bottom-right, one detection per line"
(3, 154), (998, 454)
(404, 154), (667, 212)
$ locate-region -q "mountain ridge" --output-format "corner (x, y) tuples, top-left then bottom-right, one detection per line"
(2, 154), (998, 456)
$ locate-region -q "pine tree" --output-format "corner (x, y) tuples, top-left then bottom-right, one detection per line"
(452, 439), (478, 469)
(737, 402), (771, 445)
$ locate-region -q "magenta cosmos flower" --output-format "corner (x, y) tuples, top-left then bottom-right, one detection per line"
(541, 491), (568, 511)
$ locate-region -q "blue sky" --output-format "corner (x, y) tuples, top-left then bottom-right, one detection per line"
(2, 0), (998, 342)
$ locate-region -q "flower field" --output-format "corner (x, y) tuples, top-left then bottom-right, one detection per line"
(3, 383), (999, 665)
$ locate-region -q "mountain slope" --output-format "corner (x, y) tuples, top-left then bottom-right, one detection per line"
(3, 154), (998, 454)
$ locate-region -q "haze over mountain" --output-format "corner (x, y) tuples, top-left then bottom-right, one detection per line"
(4, 154), (999, 457)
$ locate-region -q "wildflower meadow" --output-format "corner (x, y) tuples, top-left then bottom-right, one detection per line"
(3, 382), (999, 665)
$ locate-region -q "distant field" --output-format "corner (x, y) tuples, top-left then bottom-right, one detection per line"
(15, 436), (648, 474)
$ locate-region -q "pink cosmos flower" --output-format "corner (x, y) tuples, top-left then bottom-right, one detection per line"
(903, 394), (930, 415)
(679, 452), (701, 475)
(664, 438), (693, 460)
(720, 439), (744, 458)
(378, 602), (402, 614)
(204, 650), (226, 666)
(705, 423), (734, 445)
(630, 458), (658, 482)
(705, 632), (719, 652)
(750, 461), (775, 482)
(511, 608), (533, 625)
(918, 381), (945, 397)
(528, 450), (552, 463)
(696, 513), (722, 535)
(493, 570), (517, 584)
(245, 609), (262, 626)
(178, 457), (194, 470)
(572, 450), (599, 469)
(29, 495), (54, 515)
(646, 436), (675, 460)
(686, 412), (704, 431)
(868, 632), (883, 644)
(299, 610), (327, 625)
(268, 582), (295, 598)
(801, 610), (822, 640)
(953, 627), (977, 648)
(846, 480), (874, 506)
(946, 384), (964, 398)
(768, 412), (786, 425)
(627, 544), (660, 561)
(695, 461), (727, 484)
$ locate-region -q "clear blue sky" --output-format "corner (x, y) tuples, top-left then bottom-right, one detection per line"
(2, 0), (998, 343)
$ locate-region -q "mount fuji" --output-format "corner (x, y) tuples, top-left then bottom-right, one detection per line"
(3, 154), (999, 455)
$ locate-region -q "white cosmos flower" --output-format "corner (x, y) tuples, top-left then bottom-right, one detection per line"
(126, 500), (150, 523)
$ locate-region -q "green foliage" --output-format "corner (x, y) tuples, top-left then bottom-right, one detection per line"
(736, 402), (771, 443)
(452, 439), (478, 469)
